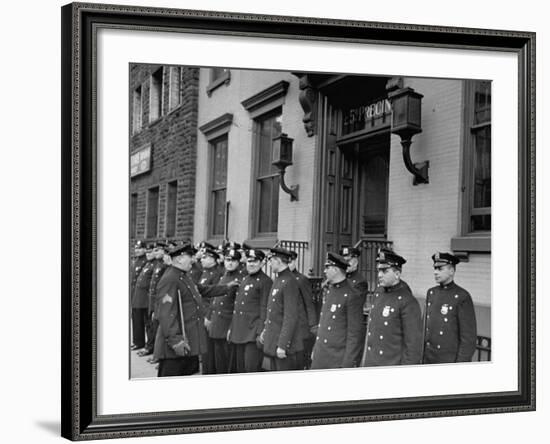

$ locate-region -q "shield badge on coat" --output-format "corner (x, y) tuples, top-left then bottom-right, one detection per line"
(382, 305), (391, 317)
(441, 304), (449, 315)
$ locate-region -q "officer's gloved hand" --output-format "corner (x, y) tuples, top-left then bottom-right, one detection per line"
(276, 347), (287, 359)
(172, 339), (191, 356)
(204, 318), (212, 333)
(258, 329), (265, 345)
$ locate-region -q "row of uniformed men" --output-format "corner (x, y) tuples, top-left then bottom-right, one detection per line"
(131, 240), (477, 377)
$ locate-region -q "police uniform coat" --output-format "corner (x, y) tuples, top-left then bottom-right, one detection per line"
(148, 259), (168, 314)
(229, 270), (273, 344)
(263, 268), (302, 357)
(132, 260), (155, 309)
(292, 269), (318, 339)
(198, 264), (223, 320)
(130, 256), (147, 295)
(154, 266), (229, 360)
(362, 280), (423, 366)
(347, 269), (369, 297)
(209, 269), (243, 339)
(423, 281), (477, 363)
(310, 279), (365, 369)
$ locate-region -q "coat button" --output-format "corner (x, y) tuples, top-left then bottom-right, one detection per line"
(316, 336), (319, 340)
(367, 346), (371, 351)
(324, 339), (328, 344)
(455, 295), (459, 299)
(444, 318), (448, 322)
(439, 331), (444, 335)
(332, 315), (336, 319)
(437, 345), (441, 349)
(384, 321), (388, 326)
(379, 350), (384, 355)
(398, 296), (402, 300)
(328, 326), (331, 331)
(379, 335), (383, 340)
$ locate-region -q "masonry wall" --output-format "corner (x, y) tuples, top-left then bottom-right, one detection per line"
(194, 69), (315, 273)
(129, 64), (199, 242)
(387, 77), (491, 336)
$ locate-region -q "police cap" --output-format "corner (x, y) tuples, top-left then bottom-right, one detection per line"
(339, 246), (361, 257)
(246, 249), (266, 261)
(377, 248), (406, 270)
(324, 252), (349, 271)
(432, 252), (460, 267)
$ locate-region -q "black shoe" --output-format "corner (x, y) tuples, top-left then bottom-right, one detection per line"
(138, 349), (153, 357)
(131, 344), (144, 351)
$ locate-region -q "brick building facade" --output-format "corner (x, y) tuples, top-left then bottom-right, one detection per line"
(129, 64), (199, 242)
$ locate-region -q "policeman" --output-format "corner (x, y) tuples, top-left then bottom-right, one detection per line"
(131, 242), (156, 351)
(130, 240), (147, 302)
(228, 249), (273, 373)
(226, 241), (248, 278)
(198, 243), (224, 374)
(423, 252), (477, 364)
(259, 247), (302, 371)
(361, 249), (423, 367)
(288, 251), (317, 369)
(339, 247), (369, 296)
(139, 242), (169, 357)
(310, 253), (365, 369)
(154, 243), (237, 377)
(208, 248), (244, 373)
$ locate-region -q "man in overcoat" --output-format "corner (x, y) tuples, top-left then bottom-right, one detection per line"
(361, 249), (423, 367)
(198, 243), (224, 374)
(154, 243), (237, 377)
(227, 249), (273, 373)
(310, 253), (365, 369)
(288, 251), (317, 369)
(423, 252), (477, 363)
(131, 243), (156, 350)
(208, 248), (243, 373)
(259, 247), (302, 371)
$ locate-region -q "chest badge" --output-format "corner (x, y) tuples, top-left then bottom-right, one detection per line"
(272, 288), (279, 296)
(440, 304), (449, 315)
(245, 284), (253, 291)
(330, 304), (337, 312)
(382, 305), (391, 317)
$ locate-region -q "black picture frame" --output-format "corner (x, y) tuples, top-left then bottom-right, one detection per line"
(61, 2), (536, 440)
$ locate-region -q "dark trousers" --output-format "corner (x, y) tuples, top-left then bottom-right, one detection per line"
(212, 338), (230, 373)
(263, 353), (298, 371)
(233, 342), (263, 373)
(131, 308), (148, 348)
(145, 318), (158, 352)
(201, 334), (216, 375)
(157, 357), (200, 377)
(297, 336), (315, 370)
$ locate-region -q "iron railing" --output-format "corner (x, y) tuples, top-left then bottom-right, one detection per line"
(354, 238), (393, 292)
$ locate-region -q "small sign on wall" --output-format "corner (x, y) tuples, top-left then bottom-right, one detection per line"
(130, 145), (151, 177)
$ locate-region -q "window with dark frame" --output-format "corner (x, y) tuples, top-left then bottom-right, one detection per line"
(465, 80), (491, 234)
(149, 67), (163, 122)
(165, 181), (178, 238)
(168, 66), (182, 112)
(146, 186), (159, 238)
(254, 110), (282, 236)
(132, 85), (142, 134)
(209, 136), (228, 238)
(130, 193), (138, 239)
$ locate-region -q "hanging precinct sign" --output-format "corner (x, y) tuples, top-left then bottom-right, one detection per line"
(342, 98), (392, 136)
(131, 145), (151, 177)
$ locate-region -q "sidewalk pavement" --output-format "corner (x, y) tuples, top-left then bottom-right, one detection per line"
(130, 348), (157, 379)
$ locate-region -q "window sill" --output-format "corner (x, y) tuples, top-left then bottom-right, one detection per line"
(451, 235), (491, 256)
(206, 72), (231, 96)
(244, 237), (278, 249)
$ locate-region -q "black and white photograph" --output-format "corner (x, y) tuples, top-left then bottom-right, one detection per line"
(128, 65), (491, 379)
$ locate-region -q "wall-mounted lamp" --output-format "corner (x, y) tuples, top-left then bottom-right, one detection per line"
(388, 87), (429, 185)
(272, 133), (299, 201)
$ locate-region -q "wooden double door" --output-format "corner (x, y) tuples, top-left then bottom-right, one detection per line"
(319, 98), (390, 267)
